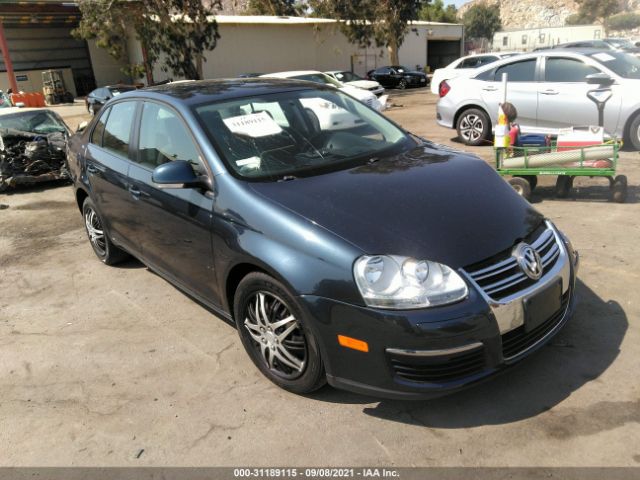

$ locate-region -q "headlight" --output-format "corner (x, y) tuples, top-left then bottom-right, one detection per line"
(353, 255), (468, 309)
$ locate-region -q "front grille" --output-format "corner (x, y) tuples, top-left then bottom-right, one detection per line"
(501, 289), (570, 359)
(465, 225), (561, 301)
(389, 347), (486, 384)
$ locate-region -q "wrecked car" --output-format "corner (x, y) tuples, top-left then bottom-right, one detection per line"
(0, 107), (71, 192)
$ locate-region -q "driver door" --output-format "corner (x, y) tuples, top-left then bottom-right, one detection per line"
(536, 56), (622, 132)
(127, 101), (218, 303)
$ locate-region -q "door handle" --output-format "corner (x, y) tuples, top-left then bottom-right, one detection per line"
(86, 164), (102, 174)
(128, 186), (141, 197)
(482, 86), (498, 92)
(540, 90), (559, 95)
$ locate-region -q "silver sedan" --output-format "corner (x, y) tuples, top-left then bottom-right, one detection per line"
(436, 49), (640, 149)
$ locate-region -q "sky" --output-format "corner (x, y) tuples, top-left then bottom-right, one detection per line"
(445, 0), (470, 7)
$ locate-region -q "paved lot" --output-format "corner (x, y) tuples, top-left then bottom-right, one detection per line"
(1, 92), (639, 466)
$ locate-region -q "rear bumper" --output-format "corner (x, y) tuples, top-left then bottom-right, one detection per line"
(299, 227), (578, 400)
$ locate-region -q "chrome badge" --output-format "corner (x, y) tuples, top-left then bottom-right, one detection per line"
(513, 243), (543, 280)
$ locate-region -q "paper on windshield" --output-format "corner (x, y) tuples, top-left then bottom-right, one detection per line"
(236, 156), (261, 169)
(593, 52), (616, 62)
(223, 111), (283, 137)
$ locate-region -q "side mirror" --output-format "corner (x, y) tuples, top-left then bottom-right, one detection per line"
(76, 121), (88, 133)
(152, 160), (206, 189)
(586, 73), (615, 86)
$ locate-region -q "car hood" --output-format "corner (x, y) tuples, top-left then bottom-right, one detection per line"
(346, 80), (382, 89)
(339, 85), (375, 100)
(248, 143), (543, 268)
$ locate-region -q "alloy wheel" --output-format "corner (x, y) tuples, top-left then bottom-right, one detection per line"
(459, 114), (484, 142)
(84, 207), (106, 256)
(243, 291), (307, 379)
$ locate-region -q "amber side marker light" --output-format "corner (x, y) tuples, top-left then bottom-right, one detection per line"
(338, 335), (369, 352)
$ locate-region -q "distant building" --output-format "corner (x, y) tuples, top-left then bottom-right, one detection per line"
(124, 16), (465, 82)
(492, 24), (605, 52)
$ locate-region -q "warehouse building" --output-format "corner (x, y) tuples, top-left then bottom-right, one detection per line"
(492, 24), (605, 52)
(0, 1), (126, 96)
(125, 16), (465, 83)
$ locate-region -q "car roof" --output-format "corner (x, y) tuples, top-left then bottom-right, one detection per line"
(467, 48), (613, 75)
(261, 70), (325, 78)
(116, 78), (330, 107)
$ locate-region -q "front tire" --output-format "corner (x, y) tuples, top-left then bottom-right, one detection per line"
(234, 272), (326, 394)
(456, 108), (491, 146)
(397, 78), (407, 90)
(82, 198), (129, 265)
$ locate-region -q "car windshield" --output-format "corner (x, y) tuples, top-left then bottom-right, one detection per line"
(0, 110), (67, 134)
(334, 71), (362, 82)
(194, 89), (411, 181)
(291, 73), (343, 88)
(588, 51), (640, 79)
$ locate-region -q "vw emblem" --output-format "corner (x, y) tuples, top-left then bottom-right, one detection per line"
(513, 243), (543, 280)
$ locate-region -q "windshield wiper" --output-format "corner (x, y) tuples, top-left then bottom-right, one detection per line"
(277, 175), (297, 182)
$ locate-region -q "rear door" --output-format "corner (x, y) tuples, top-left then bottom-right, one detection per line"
(536, 56), (622, 131)
(84, 101), (139, 252)
(127, 101), (217, 302)
(479, 57), (540, 131)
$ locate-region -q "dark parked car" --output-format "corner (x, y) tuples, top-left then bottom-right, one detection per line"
(85, 85), (138, 115)
(67, 79), (578, 399)
(367, 65), (428, 89)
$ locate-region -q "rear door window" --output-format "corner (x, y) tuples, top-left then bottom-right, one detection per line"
(495, 59), (537, 82)
(102, 101), (136, 158)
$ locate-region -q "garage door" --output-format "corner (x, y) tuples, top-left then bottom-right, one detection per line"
(427, 40), (461, 71)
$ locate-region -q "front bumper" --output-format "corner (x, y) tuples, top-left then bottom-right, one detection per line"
(299, 224), (578, 400)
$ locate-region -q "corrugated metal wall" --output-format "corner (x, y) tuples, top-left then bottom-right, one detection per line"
(0, 26), (95, 95)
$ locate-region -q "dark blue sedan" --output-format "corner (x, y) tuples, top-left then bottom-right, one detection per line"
(67, 79), (578, 399)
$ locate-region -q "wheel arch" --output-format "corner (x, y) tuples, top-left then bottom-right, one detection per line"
(224, 260), (299, 320)
(75, 187), (89, 213)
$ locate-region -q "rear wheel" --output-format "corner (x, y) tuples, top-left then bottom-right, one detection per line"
(555, 175), (573, 198)
(234, 272), (326, 394)
(627, 113), (640, 151)
(397, 78), (407, 90)
(611, 175), (628, 203)
(456, 108), (491, 146)
(508, 177), (531, 200)
(82, 198), (129, 265)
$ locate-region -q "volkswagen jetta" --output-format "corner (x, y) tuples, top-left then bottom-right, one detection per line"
(67, 79), (578, 399)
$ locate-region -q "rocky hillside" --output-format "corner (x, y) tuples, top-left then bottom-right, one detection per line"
(458, 0), (640, 30)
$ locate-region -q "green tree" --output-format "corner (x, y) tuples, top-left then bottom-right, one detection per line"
(74, 0), (222, 81)
(572, 0), (621, 31)
(310, 0), (425, 65)
(418, 0), (457, 23)
(462, 3), (501, 41)
(246, 0), (304, 16)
